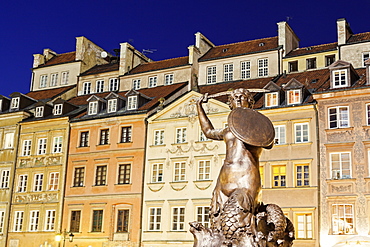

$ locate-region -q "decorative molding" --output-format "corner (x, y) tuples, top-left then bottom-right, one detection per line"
(14, 192), (58, 203)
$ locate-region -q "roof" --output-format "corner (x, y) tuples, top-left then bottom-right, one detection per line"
(199, 37), (279, 62)
(285, 42), (338, 58)
(80, 62), (119, 76)
(347, 32), (370, 44)
(128, 56), (189, 75)
(37, 51), (76, 68)
(26, 85), (76, 101)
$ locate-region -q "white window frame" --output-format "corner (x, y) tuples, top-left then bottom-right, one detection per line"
(0, 211), (5, 233)
(171, 207), (185, 231)
(332, 69), (348, 88)
(174, 161), (186, 182)
(148, 207), (162, 231)
(83, 82), (91, 95)
(18, 175), (27, 192)
(107, 99), (117, 113)
(96, 80), (105, 93)
(45, 210), (56, 231)
(366, 104), (370, 126)
(127, 96), (137, 110)
(50, 73), (58, 87)
(274, 125), (286, 145)
(296, 213), (313, 239)
(241, 61), (251, 79)
(332, 204), (354, 235)
(207, 66), (216, 84)
(176, 127), (187, 144)
(196, 206), (210, 228)
(13, 211), (24, 232)
(328, 106), (349, 129)
(88, 101), (98, 115)
(199, 131), (209, 142)
(53, 104), (63, 115)
(37, 138), (47, 155)
(258, 58), (268, 77)
(223, 63), (233, 81)
(0, 170), (10, 188)
(4, 132), (14, 149)
(35, 106), (44, 117)
(10, 97), (19, 109)
(165, 74), (174, 85)
(198, 160), (210, 180)
(48, 172), (59, 191)
(29, 210), (39, 231)
(362, 52), (370, 67)
(40, 75), (48, 88)
(151, 163), (164, 183)
(53, 136), (63, 153)
(265, 92), (278, 107)
(294, 123), (309, 143)
(61, 71), (69, 85)
(133, 79), (141, 90)
(154, 130), (164, 145)
(287, 90), (301, 105)
(109, 78), (119, 91)
(149, 76), (157, 88)
(34, 173), (43, 192)
(330, 152), (351, 179)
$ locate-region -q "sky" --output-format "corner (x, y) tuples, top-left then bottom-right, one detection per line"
(1, 0), (369, 97)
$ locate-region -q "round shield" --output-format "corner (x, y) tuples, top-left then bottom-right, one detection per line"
(228, 107), (275, 147)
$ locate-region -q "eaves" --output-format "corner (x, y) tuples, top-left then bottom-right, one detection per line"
(284, 48), (338, 59)
(122, 64), (191, 77)
(33, 60), (80, 70)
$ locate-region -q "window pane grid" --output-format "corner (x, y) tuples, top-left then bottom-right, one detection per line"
(118, 164), (131, 184)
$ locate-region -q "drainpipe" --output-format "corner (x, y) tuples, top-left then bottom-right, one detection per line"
(314, 103), (321, 246)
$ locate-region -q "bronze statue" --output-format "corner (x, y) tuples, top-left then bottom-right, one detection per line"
(190, 88), (294, 247)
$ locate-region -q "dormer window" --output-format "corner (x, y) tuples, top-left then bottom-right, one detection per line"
(333, 69), (348, 88)
(10, 97), (19, 109)
(0, 100), (2, 112)
(35, 106), (44, 117)
(287, 90), (301, 105)
(265, 92), (278, 107)
(127, 96), (137, 110)
(107, 99), (117, 113)
(88, 102), (98, 115)
(53, 104), (63, 115)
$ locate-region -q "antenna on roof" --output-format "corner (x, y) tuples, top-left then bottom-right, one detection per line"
(286, 16), (293, 22)
(142, 49), (157, 55)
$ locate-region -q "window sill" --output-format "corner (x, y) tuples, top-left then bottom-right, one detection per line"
(325, 127), (354, 132)
(115, 183), (132, 186)
(292, 141), (312, 145)
(92, 184), (108, 187)
(77, 146), (90, 148)
(167, 230), (187, 233)
(150, 144), (166, 147)
(171, 142), (188, 145)
(96, 144), (110, 146)
(118, 142), (133, 144)
(71, 186), (85, 188)
(143, 230), (163, 233)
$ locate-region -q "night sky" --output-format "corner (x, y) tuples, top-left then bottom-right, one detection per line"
(1, 0), (369, 96)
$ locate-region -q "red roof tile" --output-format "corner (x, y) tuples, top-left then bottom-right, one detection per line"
(26, 85), (76, 100)
(199, 37), (279, 61)
(128, 57), (189, 74)
(347, 32), (370, 44)
(80, 62), (119, 76)
(285, 42), (337, 57)
(37, 52), (76, 67)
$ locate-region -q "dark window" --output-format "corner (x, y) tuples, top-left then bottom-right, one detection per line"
(70, 211), (81, 232)
(118, 164), (131, 184)
(99, 129), (109, 145)
(288, 61), (298, 72)
(121, 127), (132, 143)
(325, 55), (335, 66)
(117, 209), (129, 232)
(306, 58), (316, 70)
(79, 131), (89, 147)
(73, 167), (85, 187)
(95, 165), (107, 186)
(92, 210), (103, 232)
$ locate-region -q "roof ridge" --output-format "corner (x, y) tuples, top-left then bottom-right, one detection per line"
(142, 56), (189, 64)
(295, 42), (337, 50)
(214, 36), (277, 47)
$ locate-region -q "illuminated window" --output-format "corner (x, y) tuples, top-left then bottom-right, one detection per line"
(48, 172), (59, 191)
(265, 92), (278, 107)
(332, 204), (354, 235)
(287, 90), (301, 105)
(272, 165), (286, 187)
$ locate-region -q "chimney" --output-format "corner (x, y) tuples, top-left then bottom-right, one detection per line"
(43, 48), (57, 61)
(119, 42), (150, 76)
(337, 18), (353, 45)
(278, 21), (299, 56)
(32, 54), (45, 68)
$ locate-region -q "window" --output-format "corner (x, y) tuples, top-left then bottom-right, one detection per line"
(0, 170), (10, 188)
(174, 161), (186, 182)
(165, 74), (174, 85)
(83, 82), (91, 95)
(117, 209), (129, 232)
(272, 165), (286, 187)
(127, 96), (137, 110)
(18, 175), (27, 192)
(223, 64), (233, 81)
(92, 210), (103, 232)
(296, 213), (313, 239)
(53, 136), (63, 153)
(35, 106), (44, 117)
(99, 129), (109, 145)
(61, 71), (69, 85)
(79, 131), (89, 147)
(199, 131), (209, 142)
(197, 206), (210, 228)
(362, 52), (370, 67)
(70, 210), (81, 232)
(96, 80), (104, 93)
(154, 130), (164, 145)
(50, 73), (58, 86)
(198, 160), (210, 180)
(0, 211), (5, 233)
(109, 78), (119, 91)
(10, 97), (19, 109)
(37, 138), (47, 155)
(73, 167), (85, 187)
(176, 127), (187, 143)
(258, 58), (268, 77)
(207, 66), (216, 84)
(152, 163), (163, 183)
(88, 101), (98, 115)
(274, 125), (286, 145)
(107, 99), (117, 113)
(14, 211), (24, 232)
(289, 61), (298, 72)
(241, 61), (251, 79)
(40, 75), (48, 88)
(149, 76), (157, 87)
(294, 123), (309, 143)
(29, 210), (39, 231)
(259, 166), (264, 187)
(172, 207), (185, 231)
(48, 172), (59, 191)
(325, 55), (335, 66)
(296, 165), (309, 187)
(34, 173), (43, 192)
(121, 126), (132, 143)
(332, 204), (354, 234)
(4, 132), (14, 149)
(265, 92), (278, 107)
(287, 90), (301, 105)
(328, 106), (349, 129)
(95, 165), (107, 186)
(331, 152), (351, 179)
(133, 79), (141, 90)
(149, 207), (161, 231)
(45, 210), (56, 231)
(333, 69), (348, 88)
(306, 58), (316, 70)
(118, 164), (131, 184)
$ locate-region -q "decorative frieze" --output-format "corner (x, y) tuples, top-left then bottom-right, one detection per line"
(18, 156), (62, 168)
(14, 192), (58, 203)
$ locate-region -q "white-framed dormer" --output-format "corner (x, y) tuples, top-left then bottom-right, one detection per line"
(88, 102), (98, 115)
(127, 96), (137, 110)
(87, 95), (105, 115)
(53, 104), (63, 115)
(263, 81), (282, 108)
(329, 60), (359, 89)
(332, 69), (348, 88)
(10, 97), (20, 110)
(107, 99), (117, 113)
(35, 106), (44, 117)
(282, 78), (305, 105)
(105, 92), (125, 113)
(287, 89), (301, 105)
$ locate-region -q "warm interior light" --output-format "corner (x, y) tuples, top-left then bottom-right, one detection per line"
(55, 234), (62, 242)
(69, 232), (74, 242)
